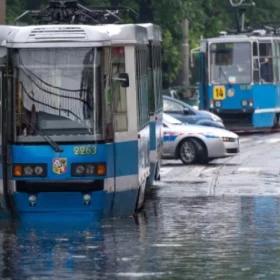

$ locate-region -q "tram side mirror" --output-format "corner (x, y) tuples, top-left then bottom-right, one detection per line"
(113, 73), (129, 88)
(0, 47), (7, 67)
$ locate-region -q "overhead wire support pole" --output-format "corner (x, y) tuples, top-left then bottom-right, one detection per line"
(229, 0), (256, 33)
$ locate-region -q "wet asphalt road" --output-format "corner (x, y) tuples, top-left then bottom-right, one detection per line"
(159, 132), (280, 196)
(1, 132), (280, 279)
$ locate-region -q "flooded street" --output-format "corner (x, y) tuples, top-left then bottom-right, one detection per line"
(2, 133), (280, 279)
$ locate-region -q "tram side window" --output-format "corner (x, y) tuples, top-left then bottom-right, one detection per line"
(103, 48), (114, 139)
(112, 47), (128, 132)
(148, 44), (162, 115)
(154, 45), (162, 111)
(253, 42), (260, 83)
(136, 46), (149, 128)
(0, 48), (6, 136)
(148, 46), (155, 115)
(274, 41), (280, 82)
(259, 43), (273, 83)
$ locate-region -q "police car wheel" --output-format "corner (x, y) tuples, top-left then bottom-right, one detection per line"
(179, 139), (198, 164)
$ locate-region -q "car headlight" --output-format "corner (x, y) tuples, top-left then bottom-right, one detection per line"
(201, 133), (220, 139)
(71, 163), (106, 177)
(221, 137), (236, 142)
(13, 164), (47, 177)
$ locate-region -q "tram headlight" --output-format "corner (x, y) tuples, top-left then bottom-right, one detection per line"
(241, 99), (254, 108)
(215, 101), (221, 107)
(13, 164), (46, 177)
(83, 193), (91, 205)
(28, 194), (37, 207)
(75, 164), (86, 175)
(34, 166), (44, 176)
(71, 163), (106, 177)
(86, 164), (96, 175)
(23, 166), (34, 176)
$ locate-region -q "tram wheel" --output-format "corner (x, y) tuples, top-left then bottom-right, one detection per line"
(179, 139), (198, 164)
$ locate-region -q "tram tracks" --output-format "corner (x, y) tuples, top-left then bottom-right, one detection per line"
(159, 131), (280, 197)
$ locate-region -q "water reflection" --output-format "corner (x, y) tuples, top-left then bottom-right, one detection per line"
(1, 194), (280, 279)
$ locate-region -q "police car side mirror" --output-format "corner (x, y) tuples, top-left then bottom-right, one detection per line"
(113, 73), (129, 88)
(183, 107), (191, 115)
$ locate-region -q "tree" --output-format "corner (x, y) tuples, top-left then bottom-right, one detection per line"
(7, 0), (280, 87)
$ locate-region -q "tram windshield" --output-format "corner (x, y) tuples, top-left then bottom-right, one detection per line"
(210, 42), (251, 84)
(14, 48), (103, 141)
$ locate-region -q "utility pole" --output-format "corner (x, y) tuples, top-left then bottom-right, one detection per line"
(0, 0), (6, 24)
(175, 19), (190, 96)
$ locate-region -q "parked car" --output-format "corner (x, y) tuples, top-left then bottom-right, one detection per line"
(162, 114), (239, 164)
(163, 95), (224, 128)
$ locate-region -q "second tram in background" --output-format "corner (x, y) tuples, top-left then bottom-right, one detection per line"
(197, 30), (280, 131)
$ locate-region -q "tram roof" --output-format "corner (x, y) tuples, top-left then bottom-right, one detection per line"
(138, 24), (162, 42)
(204, 33), (280, 44)
(0, 24), (149, 48)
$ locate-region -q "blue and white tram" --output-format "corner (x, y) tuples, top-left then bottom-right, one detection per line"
(0, 22), (161, 218)
(198, 31), (280, 130)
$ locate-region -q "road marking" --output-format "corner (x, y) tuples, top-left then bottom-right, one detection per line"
(236, 167), (261, 174)
(160, 167), (173, 176)
(151, 243), (183, 248)
(239, 138), (251, 143)
(266, 138), (280, 144)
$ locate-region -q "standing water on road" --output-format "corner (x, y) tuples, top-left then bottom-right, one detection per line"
(1, 193), (280, 279)
(2, 132), (280, 279)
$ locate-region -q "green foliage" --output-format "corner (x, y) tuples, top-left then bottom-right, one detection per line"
(162, 30), (181, 87)
(6, 0), (25, 23)
(6, 0), (280, 86)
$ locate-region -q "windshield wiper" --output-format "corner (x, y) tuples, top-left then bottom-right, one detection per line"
(218, 66), (228, 82)
(22, 118), (64, 153)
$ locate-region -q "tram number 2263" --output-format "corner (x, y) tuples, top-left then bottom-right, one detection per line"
(73, 146), (97, 155)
